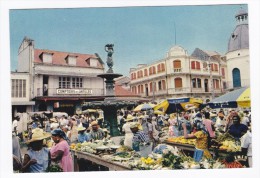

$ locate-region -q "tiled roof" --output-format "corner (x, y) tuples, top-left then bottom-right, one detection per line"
(114, 84), (138, 97)
(34, 49), (104, 68)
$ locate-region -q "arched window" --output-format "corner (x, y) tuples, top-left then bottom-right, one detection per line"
(157, 64), (161, 72)
(144, 69), (148, 76)
(173, 60), (181, 69)
(232, 68), (241, 88)
(161, 63), (165, 71)
(153, 66), (156, 74)
(174, 78), (182, 88)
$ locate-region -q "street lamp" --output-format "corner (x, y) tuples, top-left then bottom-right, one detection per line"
(208, 56), (215, 100)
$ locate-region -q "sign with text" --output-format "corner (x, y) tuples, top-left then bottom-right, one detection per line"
(56, 89), (93, 95)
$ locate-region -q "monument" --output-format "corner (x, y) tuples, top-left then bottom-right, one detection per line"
(82, 44), (136, 136)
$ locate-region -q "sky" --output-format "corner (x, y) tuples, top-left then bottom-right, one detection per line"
(9, 4), (248, 76)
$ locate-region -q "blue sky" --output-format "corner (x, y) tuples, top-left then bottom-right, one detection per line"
(9, 4), (247, 76)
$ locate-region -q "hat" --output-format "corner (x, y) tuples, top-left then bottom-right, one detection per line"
(126, 114), (134, 122)
(77, 126), (86, 131)
(210, 113), (217, 117)
(130, 122), (139, 129)
(138, 115), (145, 119)
(218, 113), (224, 117)
(91, 121), (98, 126)
(50, 118), (57, 123)
(103, 128), (109, 132)
(27, 128), (51, 143)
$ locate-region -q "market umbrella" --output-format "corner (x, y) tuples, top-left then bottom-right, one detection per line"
(82, 109), (98, 114)
(154, 97), (203, 114)
(207, 87), (250, 108)
(133, 103), (156, 112)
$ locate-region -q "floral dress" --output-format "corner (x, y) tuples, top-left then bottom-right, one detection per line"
(194, 131), (212, 162)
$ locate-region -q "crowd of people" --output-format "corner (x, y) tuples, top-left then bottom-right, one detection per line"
(12, 106), (252, 172)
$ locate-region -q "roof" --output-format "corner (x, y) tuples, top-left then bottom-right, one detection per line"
(114, 84), (138, 97)
(191, 48), (220, 62)
(34, 49), (104, 68)
(227, 24), (249, 52)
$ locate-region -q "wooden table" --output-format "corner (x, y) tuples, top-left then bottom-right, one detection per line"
(71, 150), (131, 171)
(164, 141), (195, 151)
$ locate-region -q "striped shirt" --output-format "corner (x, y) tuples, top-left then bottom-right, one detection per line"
(133, 131), (150, 143)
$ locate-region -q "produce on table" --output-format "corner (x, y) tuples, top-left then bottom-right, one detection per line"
(167, 136), (195, 145)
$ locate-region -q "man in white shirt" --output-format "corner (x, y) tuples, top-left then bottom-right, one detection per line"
(12, 116), (20, 134)
(240, 126), (252, 167)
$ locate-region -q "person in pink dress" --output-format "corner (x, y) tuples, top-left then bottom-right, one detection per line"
(50, 129), (73, 172)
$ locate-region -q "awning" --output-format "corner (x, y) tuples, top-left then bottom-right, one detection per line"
(12, 101), (35, 105)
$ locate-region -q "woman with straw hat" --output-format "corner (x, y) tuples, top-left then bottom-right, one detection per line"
(21, 128), (51, 173)
(122, 114), (134, 148)
(50, 128), (73, 172)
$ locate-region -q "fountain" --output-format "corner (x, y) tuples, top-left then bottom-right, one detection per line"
(82, 44), (136, 136)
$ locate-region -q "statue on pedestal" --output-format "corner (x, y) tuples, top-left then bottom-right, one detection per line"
(105, 44), (114, 73)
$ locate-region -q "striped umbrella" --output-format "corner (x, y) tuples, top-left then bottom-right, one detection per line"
(207, 87), (250, 108)
(154, 97), (203, 114)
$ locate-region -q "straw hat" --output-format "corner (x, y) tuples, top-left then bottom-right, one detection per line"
(77, 126), (86, 131)
(218, 113), (224, 117)
(50, 118), (57, 123)
(126, 114), (134, 122)
(27, 128), (51, 143)
(130, 122), (139, 129)
(91, 121), (98, 126)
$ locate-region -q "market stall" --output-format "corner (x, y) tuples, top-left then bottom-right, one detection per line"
(71, 150), (131, 171)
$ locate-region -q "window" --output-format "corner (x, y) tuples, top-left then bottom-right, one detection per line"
(191, 61), (200, 70)
(232, 68), (241, 88)
(158, 81), (162, 90)
(221, 68), (225, 78)
(157, 64), (161, 72)
(213, 79), (220, 89)
(59, 77), (83, 89)
(11, 79), (26, 98)
(173, 60), (181, 68)
(144, 69), (148, 76)
(162, 80), (166, 90)
(174, 78), (182, 88)
(149, 66), (156, 75)
(192, 78), (202, 88)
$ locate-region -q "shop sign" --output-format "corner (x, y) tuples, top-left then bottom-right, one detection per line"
(56, 89), (92, 95)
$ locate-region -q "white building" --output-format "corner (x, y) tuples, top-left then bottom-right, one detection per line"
(129, 8), (249, 103)
(129, 45), (226, 103)
(226, 8), (250, 89)
(12, 37), (106, 115)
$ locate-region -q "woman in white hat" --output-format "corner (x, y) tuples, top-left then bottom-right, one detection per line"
(122, 114), (134, 148)
(21, 128), (51, 173)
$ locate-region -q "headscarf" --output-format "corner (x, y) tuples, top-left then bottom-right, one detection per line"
(51, 128), (70, 144)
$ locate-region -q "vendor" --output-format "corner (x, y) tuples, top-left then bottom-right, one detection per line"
(227, 115), (248, 140)
(183, 119), (212, 162)
(130, 122), (152, 157)
(89, 121), (105, 141)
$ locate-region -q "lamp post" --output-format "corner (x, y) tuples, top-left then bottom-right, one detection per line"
(208, 56), (215, 100)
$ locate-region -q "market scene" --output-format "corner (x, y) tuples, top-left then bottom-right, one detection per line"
(10, 5), (252, 173)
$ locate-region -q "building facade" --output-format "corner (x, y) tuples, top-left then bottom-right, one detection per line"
(226, 9), (250, 89)
(129, 8), (250, 103)
(12, 37), (106, 115)
(129, 45), (227, 103)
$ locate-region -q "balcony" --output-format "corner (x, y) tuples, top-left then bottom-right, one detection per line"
(36, 87), (104, 97)
(168, 87), (223, 94)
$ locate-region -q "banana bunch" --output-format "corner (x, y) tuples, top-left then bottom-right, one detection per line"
(219, 140), (241, 152)
(167, 136), (195, 145)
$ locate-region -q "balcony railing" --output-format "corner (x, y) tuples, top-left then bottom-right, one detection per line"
(168, 87), (223, 94)
(36, 88), (104, 97)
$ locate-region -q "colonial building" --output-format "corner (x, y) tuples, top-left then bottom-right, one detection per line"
(12, 37), (106, 115)
(129, 45), (227, 103)
(129, 8), (250, 103)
